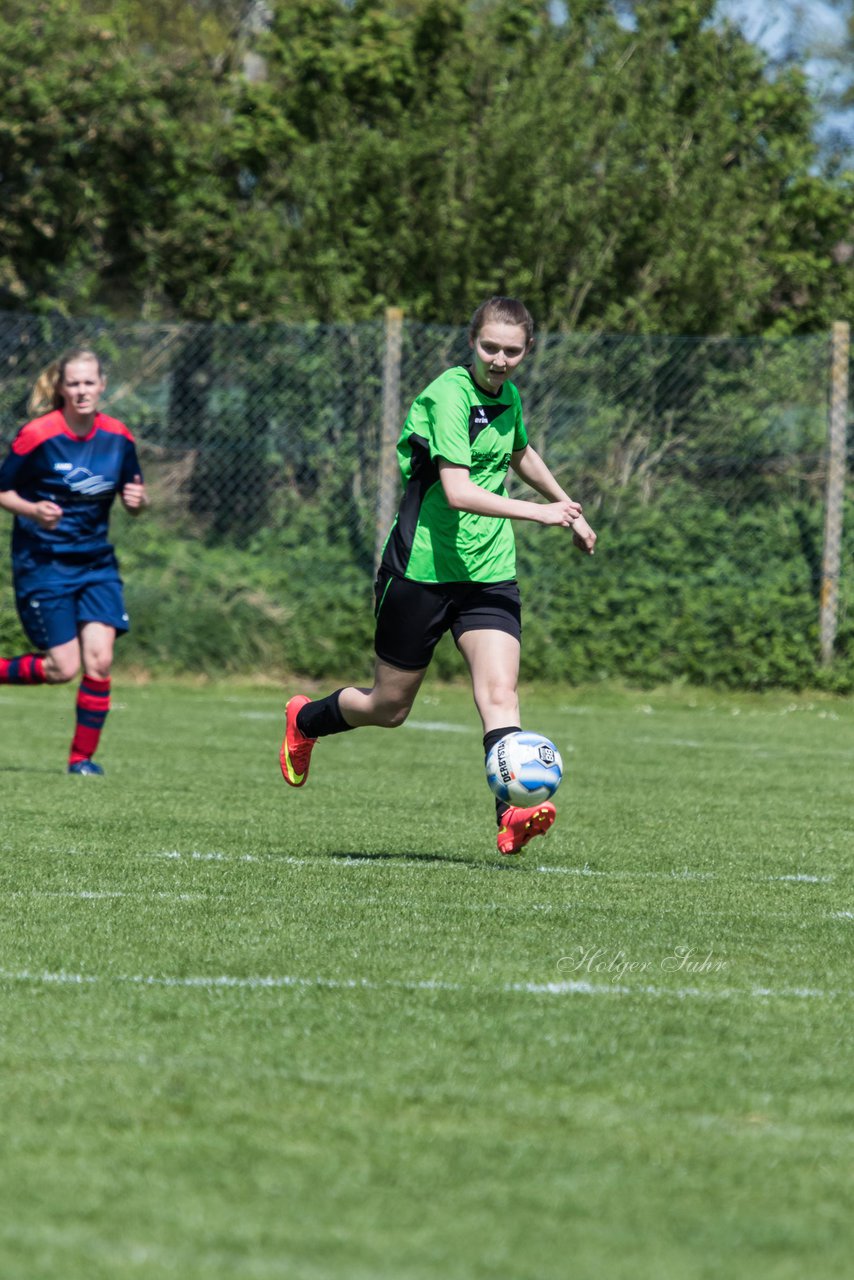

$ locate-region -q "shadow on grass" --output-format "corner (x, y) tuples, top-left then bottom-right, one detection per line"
(0, 764), (65, 775)
(337, 849), (483, 868)
(266, 847), (486, 868)
(335, 850), (532, 871)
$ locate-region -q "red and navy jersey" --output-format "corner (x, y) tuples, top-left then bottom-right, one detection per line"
(0, 410), (142, 565)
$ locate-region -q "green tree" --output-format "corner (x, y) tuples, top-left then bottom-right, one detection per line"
(0, 0), (220, 316)
(221, 0), (853, 332)
(1, 0), (851, 332)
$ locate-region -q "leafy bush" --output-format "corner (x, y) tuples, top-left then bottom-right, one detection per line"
(515, 484), (854, 691)
(2, 475), (852, 691)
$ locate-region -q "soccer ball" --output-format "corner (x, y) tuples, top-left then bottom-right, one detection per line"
(485, 731), (563, 807)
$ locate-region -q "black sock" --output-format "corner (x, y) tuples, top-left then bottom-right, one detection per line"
(484, 725), (521, 825)
(297, 690), (355, 739)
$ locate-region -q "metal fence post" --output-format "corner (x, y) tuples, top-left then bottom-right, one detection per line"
(375, 307), (404, 571)
(820, 320), (850, 666)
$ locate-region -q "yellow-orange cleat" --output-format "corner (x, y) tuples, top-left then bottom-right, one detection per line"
(280, 695), (317, 787)
(496, 802), (556, 855)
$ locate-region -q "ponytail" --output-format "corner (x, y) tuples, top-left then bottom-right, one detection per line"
(27, 360), (63, 416)
(27, 348), (103, 416)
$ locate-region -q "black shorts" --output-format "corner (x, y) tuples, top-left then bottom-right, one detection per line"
(373, 569), (521, 671)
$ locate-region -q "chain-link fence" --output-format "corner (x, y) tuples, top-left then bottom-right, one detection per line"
(0, 310), (850, 686)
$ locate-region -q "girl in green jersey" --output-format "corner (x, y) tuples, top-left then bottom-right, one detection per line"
(281, 297), (596, 855)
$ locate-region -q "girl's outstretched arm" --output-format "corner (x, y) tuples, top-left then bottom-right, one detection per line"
(510, 446), (597, 554)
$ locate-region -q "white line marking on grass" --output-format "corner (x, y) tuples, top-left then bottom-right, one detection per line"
(1, 968), (851, 1002)
(152, 850), (339, 866)
(145, 848), (836, 884)
(511, 980), (847, 1000)
(3, 969), (99, 985)
(6, 891), (221, 901)
(151, 850), (418, 869)
(534, 865), (714, 880)
(53, 891), (125, 899)
(773, 874), (834, 883)
(159, 850), (228, 860)
(629, 733), (854, 761)
(533, 865), (834, 884)
(404, 720), (475, 733)
(0, 969), (459, 994)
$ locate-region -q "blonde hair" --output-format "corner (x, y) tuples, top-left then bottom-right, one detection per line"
(28, 347), (103, 416)
(468, 296), (535, 346)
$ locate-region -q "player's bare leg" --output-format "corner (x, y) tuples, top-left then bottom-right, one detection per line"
(0, 635), (79, 688)
(281, 661), (428, 787)
(42, 636), (82, 683)
(337, 660), (428, 728)
(456, 628), (521, 733)
(458, 628), (556, 854)
(79, 621), (115, 682)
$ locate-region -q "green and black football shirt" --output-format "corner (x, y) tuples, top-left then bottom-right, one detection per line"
(380, 366), (528, 583)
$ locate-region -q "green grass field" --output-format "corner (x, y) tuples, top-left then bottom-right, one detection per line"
(1, 678), (852, 1279)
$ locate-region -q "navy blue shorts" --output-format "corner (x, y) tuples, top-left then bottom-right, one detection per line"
(14, 557), (129, 651)
(373, 569), (521, 671)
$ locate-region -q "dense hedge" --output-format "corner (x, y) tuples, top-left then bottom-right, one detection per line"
(2, 485), (852, 691)
(514, 488), (854, 691)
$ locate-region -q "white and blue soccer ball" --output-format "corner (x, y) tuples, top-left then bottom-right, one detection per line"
(485, 731), (564, 807)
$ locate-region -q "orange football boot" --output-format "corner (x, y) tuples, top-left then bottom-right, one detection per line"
(280, 695), (317, 787)
(496, 802), (556, 855)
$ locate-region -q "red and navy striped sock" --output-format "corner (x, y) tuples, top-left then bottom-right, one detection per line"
(68, 675), (111, 765)
(0, 653), (47, 684)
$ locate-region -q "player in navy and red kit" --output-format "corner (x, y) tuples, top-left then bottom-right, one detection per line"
(0, 348), (148, 774)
